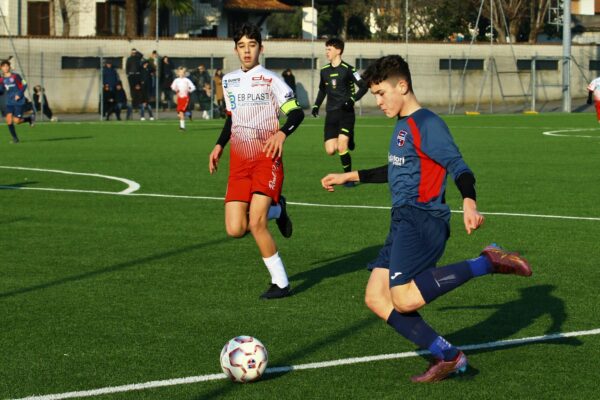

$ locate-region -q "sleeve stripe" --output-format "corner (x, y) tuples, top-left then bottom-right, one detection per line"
(281, 99), (301, 115)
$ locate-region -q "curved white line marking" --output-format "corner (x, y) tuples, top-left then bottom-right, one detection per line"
(12, 327), (600, 400)
(542, 128), (600, 138)
(0, 166), (140, 194)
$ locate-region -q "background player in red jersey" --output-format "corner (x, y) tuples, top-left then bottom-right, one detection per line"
(171, 67), (195, 131)
(208, 23), (304, 299)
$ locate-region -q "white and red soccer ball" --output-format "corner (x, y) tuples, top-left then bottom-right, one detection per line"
(220, 336), (268, 383)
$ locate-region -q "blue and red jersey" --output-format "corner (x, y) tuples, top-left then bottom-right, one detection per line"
(0, 73), (27, 106)
(387, 108), (472, 221)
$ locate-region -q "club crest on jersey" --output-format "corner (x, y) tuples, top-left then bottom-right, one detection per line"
(397, 130), (408, 147)
(252, 75), (272, 87)
(331, 78), (337, 88)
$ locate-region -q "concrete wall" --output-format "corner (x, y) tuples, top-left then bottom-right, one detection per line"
(1, 37), (598, 112)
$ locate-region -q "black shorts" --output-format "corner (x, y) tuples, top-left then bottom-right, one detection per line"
(324, 109), (355, 141)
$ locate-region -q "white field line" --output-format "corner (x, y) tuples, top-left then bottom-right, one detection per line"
(0, 166), (140, 195)
(1, 185), (600, 222)
(542, 128), (600, 138)
(12, 327), (600, 400)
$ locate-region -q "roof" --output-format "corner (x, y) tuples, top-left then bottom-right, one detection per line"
(224, 0), (295, 13)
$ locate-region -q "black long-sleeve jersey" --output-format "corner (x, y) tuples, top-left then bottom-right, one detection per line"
(314, 61), (368, 112)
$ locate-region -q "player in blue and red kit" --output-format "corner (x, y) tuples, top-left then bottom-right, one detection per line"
(0, 59), (34, 143)
(321, 55), (532, 382)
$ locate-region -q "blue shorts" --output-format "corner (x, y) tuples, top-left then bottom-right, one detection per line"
(367, 205), (449, 287)
(6, 104), (24, 118)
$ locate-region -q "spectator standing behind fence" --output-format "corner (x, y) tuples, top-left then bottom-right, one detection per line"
(114, 82), (132, 121)
(213, 68), (225, 117)
(197, 82), (217, 120)
(33, 85), (57, 122)
(126, 48), (143, 92)
(282, 68), (296, 95)
(140, 59), (155, 101)
(191, 64), (211, 111)
(131, 82), (154, 121)
(159, 56), (175, 110)
(102, 83), (117, 120)
(102, 60), (120, 91)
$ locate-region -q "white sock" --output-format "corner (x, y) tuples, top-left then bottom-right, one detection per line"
(263, 252), (289, 288)
(267, 204), (281, 220)
(180, 119), (185, 129)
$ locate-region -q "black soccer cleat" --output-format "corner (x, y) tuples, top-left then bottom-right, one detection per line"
(259, 283), (291, 300)
(276, 195), (293, 238)
(348, 135), (355, 151)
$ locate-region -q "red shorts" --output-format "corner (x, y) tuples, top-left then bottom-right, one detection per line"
(177, 96), (189, 113)
(225, 152), (284, 204)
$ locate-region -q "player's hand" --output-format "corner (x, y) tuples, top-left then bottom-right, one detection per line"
(208, 144), (223, 174)
(263, 131), (286, 159)
(14, 95), (20, 101)
(462, 198), (484, 235)
(321, 172), (356, 192)
(342, 98), (355, 111)
(311, 106), (319, 118)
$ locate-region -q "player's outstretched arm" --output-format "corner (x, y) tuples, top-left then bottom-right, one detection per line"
(321, 171), (359, 192)
(208, 144), (223, 174)
(463, 198), (484, 235)
(210, 115), (232, 174)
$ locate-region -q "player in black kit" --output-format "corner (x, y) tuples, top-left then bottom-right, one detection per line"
(312, 38), (367, 186)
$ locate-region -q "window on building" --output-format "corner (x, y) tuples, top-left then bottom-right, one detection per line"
(97, 1), (126, 36)
(28, 2), (50, 36)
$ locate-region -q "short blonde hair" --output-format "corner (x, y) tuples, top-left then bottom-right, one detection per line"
(176, 66), (187, 77)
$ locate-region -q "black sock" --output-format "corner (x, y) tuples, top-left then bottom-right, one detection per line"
(414, 261), (473, 304)
(339, 150), (352, 173)
(8, 124), (18, 140)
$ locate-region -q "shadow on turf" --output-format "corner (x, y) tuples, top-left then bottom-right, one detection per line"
(28, 136), (94, 142)
(288, 245), (381, 296)
(0, 238), (226, 299)
(193, 316), (380, 399)
(440, 284), (583, 352)
(0, 181), (39, 188)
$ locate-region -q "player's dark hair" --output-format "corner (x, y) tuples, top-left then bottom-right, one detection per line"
(0, 59), (11, 67)
(361, 55), (413, 93)
(325, 37), (345, 54)
(233, 23), (262, 46)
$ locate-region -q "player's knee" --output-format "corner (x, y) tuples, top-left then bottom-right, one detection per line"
(325, 147), (336, 156)
(247, 217), (267, 234)
(391, 295), (419, 314)
(225, 224), (246, 238)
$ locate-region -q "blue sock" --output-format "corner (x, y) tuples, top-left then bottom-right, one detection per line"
(267, 204), (281, 220)
(428, 336), (459, 361)
(414, 262), (474, 304)
(8, 124), (18, 140)
(468, 255), (493, 277)
(386, 310), (439, 350)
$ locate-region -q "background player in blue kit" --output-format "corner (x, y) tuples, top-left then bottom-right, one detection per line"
(321, 55), (532, 382)
(312, 38), (367, 185)
(0, 59), (34, 143)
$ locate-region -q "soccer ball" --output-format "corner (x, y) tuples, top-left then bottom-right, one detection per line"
(220, 336), (268, 383)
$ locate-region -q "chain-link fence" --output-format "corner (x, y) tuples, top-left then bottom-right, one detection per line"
(0, 34), (597, 121)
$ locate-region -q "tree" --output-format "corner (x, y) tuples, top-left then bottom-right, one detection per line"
(125, 0), (138, 38)
(528, 0), (551, 44)
(146, 0), (194, 38)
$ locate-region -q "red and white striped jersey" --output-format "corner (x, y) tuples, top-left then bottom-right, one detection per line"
(171, 77), (196, 98)
(223, 64), (294, 160)
(588, 77), (600, 101)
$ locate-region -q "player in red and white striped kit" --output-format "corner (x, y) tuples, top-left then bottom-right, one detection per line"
(171, 67), (196, 131)
(208, 23), (305, 299)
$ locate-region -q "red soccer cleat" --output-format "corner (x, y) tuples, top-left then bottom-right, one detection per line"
(411, 351), (468, 383)
(481, 244), (532, 277)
